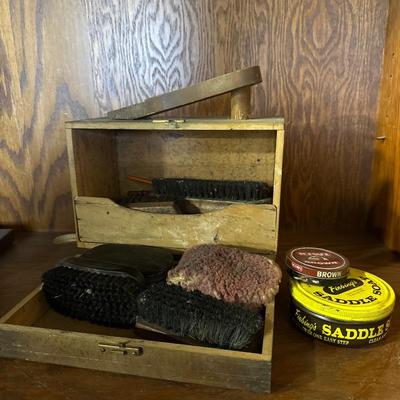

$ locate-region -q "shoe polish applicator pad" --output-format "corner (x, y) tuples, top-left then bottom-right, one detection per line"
(167, 244), (282, 307)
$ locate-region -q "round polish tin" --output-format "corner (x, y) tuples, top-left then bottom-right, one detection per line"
(286, 247), (349, 284)
(289, 267), (395, 347)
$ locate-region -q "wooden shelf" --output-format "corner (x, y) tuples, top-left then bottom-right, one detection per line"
(0, 231), (398, 398)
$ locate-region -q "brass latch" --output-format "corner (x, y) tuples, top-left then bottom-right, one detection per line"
(152, 119), (185, 124)
(98, 342), (143, 356)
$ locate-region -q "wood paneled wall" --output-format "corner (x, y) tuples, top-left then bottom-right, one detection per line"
(369, 0), (400, 250)
(0, 0), (388, 231)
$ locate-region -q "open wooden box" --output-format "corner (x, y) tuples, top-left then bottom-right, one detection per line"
(0, 285), (275, 392)
(0, 116), (283, 392)
(65, 118), (284, 253)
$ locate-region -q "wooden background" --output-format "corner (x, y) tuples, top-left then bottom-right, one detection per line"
(0, 0), (389, 232)
(370, 0), (400, 250)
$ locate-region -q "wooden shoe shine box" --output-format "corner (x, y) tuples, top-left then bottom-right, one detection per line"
(0, 69), (284, 392)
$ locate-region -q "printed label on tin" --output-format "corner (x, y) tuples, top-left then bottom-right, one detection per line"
(291, 248), (346, 269)
(316, 269), (346, 279)
(311, 275), (383, 306)
(290, 303), (392, 347)
(322, 279), (363, 294)
(287, 247), (349, 279)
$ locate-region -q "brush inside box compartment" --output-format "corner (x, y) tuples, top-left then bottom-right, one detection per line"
(0, 284), (274, 391)
(67, 119), (283, 253)
(115, 130), (275, 215)
(32, 298), (265, 354)
(118, 184), (272, 215)
(0, 283), (269, 356)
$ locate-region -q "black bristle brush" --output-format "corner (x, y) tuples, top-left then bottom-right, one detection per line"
(42, 244), (176, 328)
(136, 282), (264, 350)
(128, 176), (272, 202)
(42, 262), (143, 327)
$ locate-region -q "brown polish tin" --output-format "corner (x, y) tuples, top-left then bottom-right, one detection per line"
(286, 247), (349, 284)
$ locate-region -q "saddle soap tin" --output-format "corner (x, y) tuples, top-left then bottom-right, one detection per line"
(289, 267), (395, 347)
(286, 247), (349, 285)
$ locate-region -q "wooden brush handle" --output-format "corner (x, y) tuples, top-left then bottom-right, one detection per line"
(127, 176), (152, 185)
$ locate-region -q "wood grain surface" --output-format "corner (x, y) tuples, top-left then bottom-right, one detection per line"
(1, 231), (400, 399)
(0, 1), (388, 231)
(107, 66), (262, 119)
(75, 197), (278, 253)
(369, 0), (400, 250)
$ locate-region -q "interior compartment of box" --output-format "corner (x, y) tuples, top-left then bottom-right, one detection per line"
(1, 287), (271, 356)
(70, 128), (277, 212)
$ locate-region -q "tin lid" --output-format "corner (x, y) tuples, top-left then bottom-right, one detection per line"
(290, 267), (396, 322)
(286, 247), (349, 280)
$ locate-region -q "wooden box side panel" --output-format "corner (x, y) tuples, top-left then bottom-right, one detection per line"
(116, 130), (277, 194)
(66, 129), (120, 199)
(273, 129), (284, 234)
(0, 324), (270, 392)
(0, 286), (48, 326)
(75, 197), (277, 253)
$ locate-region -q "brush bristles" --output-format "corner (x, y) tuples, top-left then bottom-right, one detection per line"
(42, 266), (141, 327)
(137, 282), (263, 350)
(153, 179), (271, 202)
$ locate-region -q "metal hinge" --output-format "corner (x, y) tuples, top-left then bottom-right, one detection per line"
(98, 342), (143, 356)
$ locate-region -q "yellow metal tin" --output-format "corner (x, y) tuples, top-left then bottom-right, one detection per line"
(289, 268), (395, 346)
(290, 268), (395, 322)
